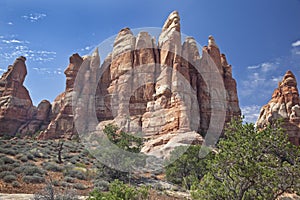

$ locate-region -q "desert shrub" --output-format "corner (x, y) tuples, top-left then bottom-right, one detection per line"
(3, 174), (17, 183)
(0, 164), (15, 171)
(34, 181), (79, 200)
(0, 156), (16, 164)
(12, 181), (21, 188)
(20, 155), (28, 162)
(53, 180), (60, 186)
(2, 143), (12, 148)
(0, 147), (17, 156)
(22, 175), (45, 184)
(33, 150), (44, 158)
(27, 154), (34, 160)
(64, 176), (75, 183)
(43, 162), (63, 172)
(61, 181), (73, 188)
(23, 165), (44, 176)
(15, 154), (23, 159)
(13, 164), (44, 176)
(88, 179), (149, 200)
(0, 171), (17, 179)
(73, 183), (88, 190)
(64, 169), (86, 180)
(93, 179), (109, 191)
(16, 140), (26, 145)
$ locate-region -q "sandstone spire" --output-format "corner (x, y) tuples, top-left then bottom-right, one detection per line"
(256, 70), (300, 145)
(0, 57), (51, 137)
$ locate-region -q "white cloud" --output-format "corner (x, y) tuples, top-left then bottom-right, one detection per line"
(33, 67), (63, 75)
(241, 105), (262, 123)
(7, 22), (13, 25)
(271, 76), (283, 83)
(2, 39), (28, 44)
(246, 62), (278, 72)
(0, 36), (56, 63)
(22, 13), (47, 22)
(247, 65), (260, 69)
(80, 45), (95, 52)
(261, 62), (278, 72)
(292, 40), (300, 47)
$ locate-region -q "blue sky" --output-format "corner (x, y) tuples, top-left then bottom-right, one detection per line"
(0, 0), (300, 123)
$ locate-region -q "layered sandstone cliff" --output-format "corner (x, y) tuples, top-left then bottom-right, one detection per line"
(256, 70), (300, 145)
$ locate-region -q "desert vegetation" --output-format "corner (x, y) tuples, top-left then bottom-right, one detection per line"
(0, 119), (300, 200)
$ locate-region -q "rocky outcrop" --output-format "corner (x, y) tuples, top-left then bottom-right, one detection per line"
(17, 100), (52, 137)
(0, 57), (51, 137)
(0, 11), (241, 158)
(92, 11), (240, 158)
(256, 70), (300, 146)
(37, 53), (84, 139)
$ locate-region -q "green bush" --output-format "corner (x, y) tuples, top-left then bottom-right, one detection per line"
(93, 179), (109, 191)
(34, 181), (79, 200)
(0, 155), (16, 164)
(73, 183), (88, 190)
(23, 165), (44, 176)
(192, 119), (300, 200)
(165, 145), (213, 189)
(64, 169), (86, 180)
(0, 171), (17, 179)
(43, 162), (64, 172)
(12, 181), (21, 188)
(3, 174), (17, 183)
(20, 156), (28, 162)
(64, 176), (76, 183)
(22, 175), (45, 184)
(13, 164), (44, 176)
(88, 179), (149, 200)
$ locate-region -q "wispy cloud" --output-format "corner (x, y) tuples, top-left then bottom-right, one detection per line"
(80, 45), (96, 52)
(292, 40), (300, 47)
(7, 22), (13, 25)
(241, 105), (261, 123)
(22, 13), (47, 22)
(247, 65), (260, 69)
(239, 60), (285, 106)
(0, 35), (56, 63)
(32, 67), (63, 75)
(247, 62), (278, 72)
(1, 39), (29, 44)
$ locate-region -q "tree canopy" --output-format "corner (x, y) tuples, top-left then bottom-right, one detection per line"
(192, 119), (300, 200)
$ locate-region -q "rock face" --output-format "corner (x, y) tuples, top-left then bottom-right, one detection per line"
(35, 11), (240, 158)
(92, 11), (241, 158)
(37, 53), (84, 139)
(0, 57), (51, 137)
(0, 11), (241, 158)
(256, 71), (300, 146)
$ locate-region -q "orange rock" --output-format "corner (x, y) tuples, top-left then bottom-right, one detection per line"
(256, 70), (300, 146)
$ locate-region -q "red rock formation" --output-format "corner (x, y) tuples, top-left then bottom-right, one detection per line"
(34, 11), (240, 158)
(256, 70), (300, 145)
(93, 11), (240, 158)
(0, 12), (240, 152)
(0, 56), (33, 135)
(37, 53), (84, 139)
(0, 57), (51, 137)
